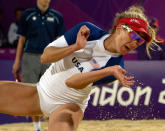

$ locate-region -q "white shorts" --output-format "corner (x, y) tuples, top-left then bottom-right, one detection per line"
(36, 83), (91, 116)
(36, 65), (93, 116)
(36, 84), (61, 116)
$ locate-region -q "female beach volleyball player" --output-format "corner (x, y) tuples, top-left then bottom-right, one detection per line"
(0, 6), (157, 131)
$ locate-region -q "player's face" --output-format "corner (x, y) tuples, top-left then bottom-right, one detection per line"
(38, 0), (51, 7)
(115, 25), (145, 55)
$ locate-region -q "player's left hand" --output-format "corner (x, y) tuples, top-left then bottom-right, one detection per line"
(104, 65), (135, 87)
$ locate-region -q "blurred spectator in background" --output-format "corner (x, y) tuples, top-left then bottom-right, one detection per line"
(0, 10), (8, 48)
(12, 0), (65, 131)
(137, 17), (165, 60)
(8, 8), (24, 48)
(150, 17), (165, 43)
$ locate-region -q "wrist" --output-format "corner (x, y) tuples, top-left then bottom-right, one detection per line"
(72, 44), (80, 51)
(103, 67), (114, 76)
(15, 59), (20, 64)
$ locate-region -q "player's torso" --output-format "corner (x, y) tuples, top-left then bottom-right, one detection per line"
(51, 40), (111, 74)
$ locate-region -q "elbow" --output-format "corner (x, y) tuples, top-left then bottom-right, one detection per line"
(65, 79), (73, 88)
(65, 79), (78, 89)
(40, 54), (47, 64)
(65, 79), (85, 89)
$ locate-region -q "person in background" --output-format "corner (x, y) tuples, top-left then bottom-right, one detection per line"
(0, 10), (8, 48)
(137, 17), (165, 60)
(8, 8), (24, 48)
(12, 0), (65, 131)
(150, 17), (165, 44)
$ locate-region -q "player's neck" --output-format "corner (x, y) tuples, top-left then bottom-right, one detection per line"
(104, 34), (118, 53)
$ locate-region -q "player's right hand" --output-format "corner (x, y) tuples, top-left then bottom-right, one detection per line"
(75, 25), (90, 50)
(12, 60), (20, 76)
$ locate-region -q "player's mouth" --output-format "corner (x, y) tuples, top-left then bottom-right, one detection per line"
(124, 45), (130, 51)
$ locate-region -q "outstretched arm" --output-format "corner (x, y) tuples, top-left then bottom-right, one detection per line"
(40, 25), (90, 64)
(65, 65), (134, 89)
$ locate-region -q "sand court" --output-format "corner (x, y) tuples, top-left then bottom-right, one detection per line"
(0, 120), (165, 131)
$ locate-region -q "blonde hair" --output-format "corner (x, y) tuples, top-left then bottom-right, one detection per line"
(110, 6), (158, 59)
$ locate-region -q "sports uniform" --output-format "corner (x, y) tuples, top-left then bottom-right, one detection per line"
(17, 6), (65, 83)
(37, 22), (124, 115)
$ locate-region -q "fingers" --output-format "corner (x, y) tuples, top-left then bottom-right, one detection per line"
(124, 76), (134, 81)
(12, 68), (16, 75)
(123, 80), (135, 87)
(120, 76), (135, 87)
(120, 80), (134, 87)
(121, 68), (127, 75)
(12, 69), (17, 76)
(80, 25), (90, 39)
(113, 66), (135, 87)
(12, 65), (20, 76)
(76, 25), (90, 50)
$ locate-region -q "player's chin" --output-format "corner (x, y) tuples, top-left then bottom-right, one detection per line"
(118, 48), (129, 55)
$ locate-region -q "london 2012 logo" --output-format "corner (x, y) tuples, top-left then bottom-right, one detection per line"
(90, 78), (165, 107)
